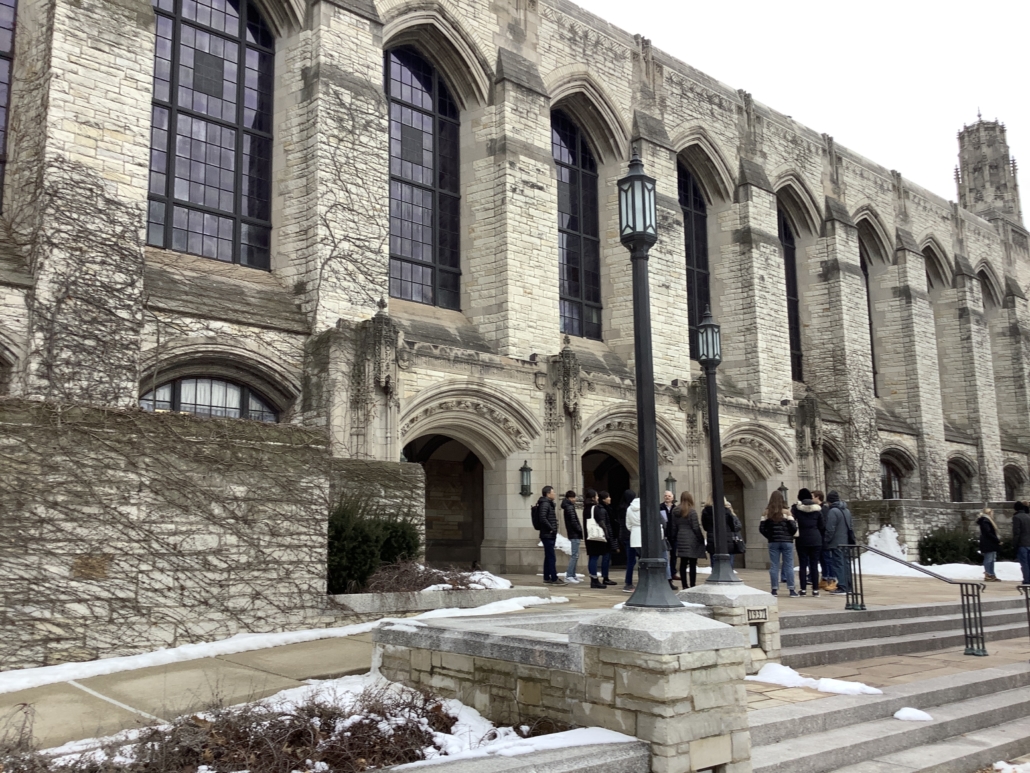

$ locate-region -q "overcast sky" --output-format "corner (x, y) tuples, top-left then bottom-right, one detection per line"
(573, 0), (1029, 204)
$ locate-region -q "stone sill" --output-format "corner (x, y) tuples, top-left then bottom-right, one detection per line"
(328, 586), (548, 615)
(379, 740), (650, 772)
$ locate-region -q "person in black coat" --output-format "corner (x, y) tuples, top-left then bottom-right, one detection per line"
(584, 489), (617, 588)
(1016, 501), (1030, 584)
(792, 488), (825, 595)
(701, 496), (739, 565)
(561, 490), (582, 583)
(759, 490), (797, 596)
(536, 487), (561, 585)
(666, 491), (706, 588)
(977, 508), (1001, 582)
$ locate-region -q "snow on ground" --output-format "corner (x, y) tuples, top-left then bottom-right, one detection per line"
(861, 526), (1022, 581)
(0, 597), (566, 696)
(746, 663), (882, 696)
(893, 707), (933, 721)
(420, 572), (512, 592)
(994, 762), (1030, 772)
(42, 672), (636, 769)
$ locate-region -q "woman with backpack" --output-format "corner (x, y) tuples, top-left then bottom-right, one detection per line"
(666, 491), (706, 588)
(759, 490), (798, 597)
(977, 507), (1001, 582)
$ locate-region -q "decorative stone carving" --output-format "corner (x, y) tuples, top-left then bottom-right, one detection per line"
(725, 436), (785, 473)
(544, 392), (562, 433)
(583, 418), (675, 463)
(534, 372), (548, 390)
(399, 399), (532, 451)
(559, 335), (581, 420)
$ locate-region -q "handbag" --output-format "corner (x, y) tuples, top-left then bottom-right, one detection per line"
(730, 533), (747, 554)
(585, 506), (606, 542)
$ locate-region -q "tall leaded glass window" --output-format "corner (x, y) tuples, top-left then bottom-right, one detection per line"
(679, 166), (708, 360)
(778, 208), (803, 382)
(386, 48), (460, 310)
(0, 0), (16, 212)
(860, 246), (878, 397)
(147, 0), (274, 269)
(553, 111), (600, 340)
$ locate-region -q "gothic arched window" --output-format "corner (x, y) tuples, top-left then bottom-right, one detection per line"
(0, 0), (16, 212)
(552, 110), (601, 340)
(146, 0), (274, 268)
(679, 166), (708, 360)
(778, 208), (803, 382)
(881, 460), (902, 499)
(860, 247), (878, 397)
(386, 48), (460, 310)
(141, 376), (277, 422)
(948, 461), (968, 503)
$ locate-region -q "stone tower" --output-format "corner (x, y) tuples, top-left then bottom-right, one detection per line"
(956, 117), (1023, 225)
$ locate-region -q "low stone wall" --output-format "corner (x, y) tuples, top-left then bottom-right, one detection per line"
(0, 398), (424, 670)
(330, 587), (546, 614)
(376, 607), (754, 773)
(850, 499), (1017, 554)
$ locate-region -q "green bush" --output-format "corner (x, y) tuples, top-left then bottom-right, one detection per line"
(327, 496), (422, 594)
(917, 527), (979, 566)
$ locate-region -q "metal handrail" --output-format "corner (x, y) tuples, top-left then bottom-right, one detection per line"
(1018, 585), (1030, 659)
(843, 544), (988, 656)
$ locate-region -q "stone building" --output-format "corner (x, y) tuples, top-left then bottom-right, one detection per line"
(1, 0), (1028, 574)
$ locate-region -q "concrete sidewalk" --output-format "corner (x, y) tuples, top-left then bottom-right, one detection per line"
(0, 635), (375, 749)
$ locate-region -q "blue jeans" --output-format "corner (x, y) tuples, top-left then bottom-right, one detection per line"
(768, 542), (795, 591)
(821, 549), (835, 580)
(825, 548), (844, 590)
(625, 548), (639, 586)
(566, 538), (581, 579)
(1018, 546), (1030, 584)
(601, 552), (611, 579)
(983, 551), (997, 576)
(542, 536), (557, 582)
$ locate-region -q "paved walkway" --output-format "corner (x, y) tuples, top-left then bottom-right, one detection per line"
(2, 568), (1026, 752)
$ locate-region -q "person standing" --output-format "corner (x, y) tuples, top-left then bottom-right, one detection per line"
(1013, 501), (1030, 584)
(623, 493), (642, 593)
(792, 488), (825, 596)
(536, 486), (563, 585)
(562, 490), (582, 584)
(823, 491), (849, 596)
(759, 490), (798, 597)
(660, 490), (677, 589)
(585, 489), (615, 588)
(811, 489), (834, 591)
(977, 507), (1001, 582)
(598, 491), (618, 585)
(667, 491), (706, 588)
(702, 494), (737, 565)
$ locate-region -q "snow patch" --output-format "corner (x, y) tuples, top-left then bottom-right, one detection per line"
(862, 526), (1022, 581)
(894, 707), (933, 721)
(746, 663), (882, 695)
(994, 762), (1030, 773)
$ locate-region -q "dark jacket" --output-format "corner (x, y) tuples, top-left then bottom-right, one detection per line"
(824, 493), (849, 549)
(585, 503), (616, 557)
(759, 511), (798, 543)
(792, 501), (825, 548)
(667, 506), (706, 559)
(977, 515), (1001, 553)
(537, 496), (558, 537)
(562, 497), (582, 540)
(701, 505), (737, 555)
(1013, 504), (1030, 549)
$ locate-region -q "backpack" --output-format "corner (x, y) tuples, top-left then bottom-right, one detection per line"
(531, 502), (542, 531)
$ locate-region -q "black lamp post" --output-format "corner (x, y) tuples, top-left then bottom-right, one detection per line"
(697, 305), (741, 584)
(619, 148), (681, 609)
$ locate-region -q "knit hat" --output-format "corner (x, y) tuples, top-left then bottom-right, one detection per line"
(1016, 501), (1030, 514)
(798, 488), (812, 501)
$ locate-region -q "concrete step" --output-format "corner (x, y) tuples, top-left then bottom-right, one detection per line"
(749, 663), (1030, 747)
(828, 715), (1030, 773)
(779, 596), (1025, 630)
(781, 621), (1027, 669)
(751, 681), (1030, 773)
(781, 607), (1027, 648)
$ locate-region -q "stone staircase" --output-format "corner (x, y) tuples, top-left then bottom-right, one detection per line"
(780, 596), (1027, 669)
(749, 663), (1030, 773)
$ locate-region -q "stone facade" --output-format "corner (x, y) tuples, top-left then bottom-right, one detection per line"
(0, 399), (425, 669)
(0, 0), (1027, 577)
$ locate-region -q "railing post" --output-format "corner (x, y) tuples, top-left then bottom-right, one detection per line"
(960, 583), (988, 656)
(845, 545), (866, 611)
(1019, 585), (1030, 661)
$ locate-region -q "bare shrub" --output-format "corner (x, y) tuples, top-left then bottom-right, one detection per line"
(363, 561), (484, 594)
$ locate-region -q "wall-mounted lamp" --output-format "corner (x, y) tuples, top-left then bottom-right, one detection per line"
(665, 472), (677, 497)
(519, 461), (533, 497)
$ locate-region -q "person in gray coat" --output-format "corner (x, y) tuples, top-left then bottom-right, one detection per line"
(824, 491), (852, 595)
(666, 491), (706, 588)
(1013, 501), (1030, 584)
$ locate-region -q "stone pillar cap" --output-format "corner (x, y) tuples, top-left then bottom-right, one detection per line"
(678, 583), (776, 608)
(568, 606), (742, 654)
